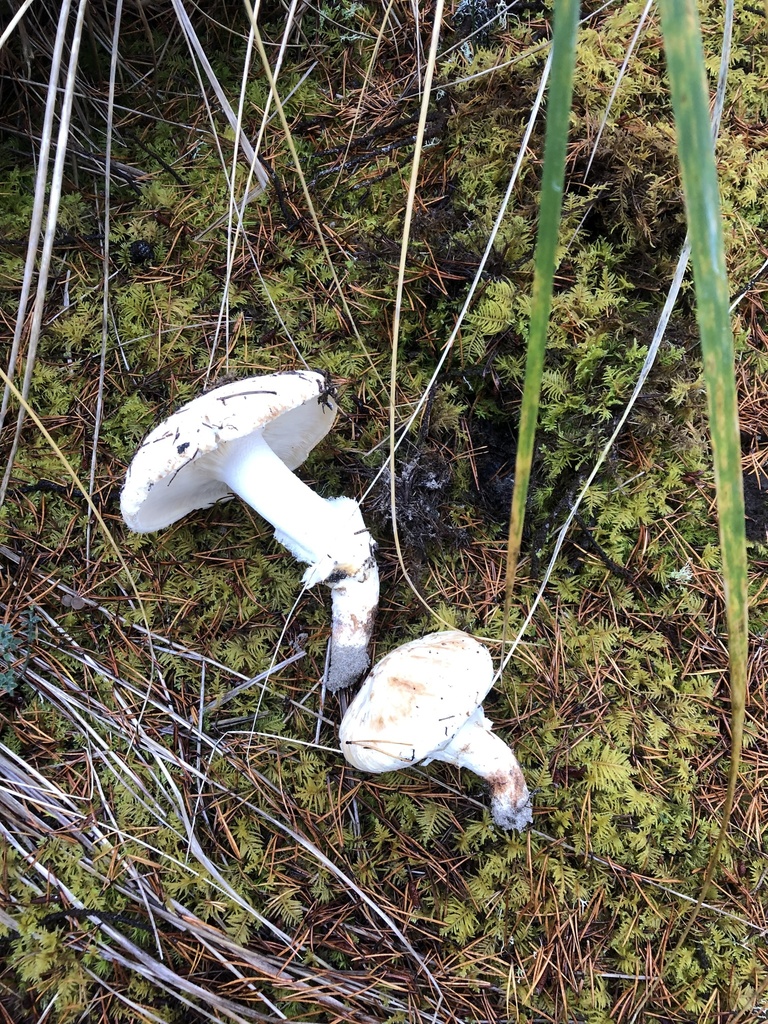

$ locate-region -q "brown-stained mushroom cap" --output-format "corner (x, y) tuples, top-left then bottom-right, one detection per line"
(339, 630), (533, 830)
(339, 630), (495, 771)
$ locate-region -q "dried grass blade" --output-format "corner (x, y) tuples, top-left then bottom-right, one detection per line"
(388, 0), (446, 616)
(86, 0), (124, 564)
(0, 0), (76, 447)
(0, 0), (89, 499)
(170, 0), (268, 189)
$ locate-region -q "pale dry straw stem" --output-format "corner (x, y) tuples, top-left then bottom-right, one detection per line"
(35, 997), (58, 1023)
(86, 0), (124, 566)
(177, 930), (287, 1020)
(730, 255), (768, 311)
(0, 0), (35, 50)
(146, 753), (299, 947)
(1, 739), (167, 957)
(230, 0), (297, 228)
(150, 736), (432, 985)
(361, 49), (552, 634)
(87, 766), (166, 961)
(237, 229), (310, 367)
(220, 16), (259, 378)
(21, 665), (177, 825)
(147, 737), (444, 1001)
(583, 0), (654, 181)
(38, 627), (445, 1004)
(246, 584), (305, 730)
(202, 649), (306, 712)
(363, 0), (637, 521)
(209, 0), (298, 380)
(195, 60), (319, 240)
(0, 0), (89, 510)
(0, 0), (76, 452)
(153, 888), (441, 1021)
(200, 114), (316, 370)
(171, 0), (247, 372)
(7, 639), (457, 1017)
(33, 662), (301, 950)
(2, 848), (265, 1024)
(78, 973), (185, 1024)
(1, 702), (420, 1018)
(409, 0), (423, 86)
(85, 953), (265, 1024)
(171, 0), (268, 187)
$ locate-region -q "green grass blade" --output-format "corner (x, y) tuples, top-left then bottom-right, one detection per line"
(658, 0), (748, 896)
(503, 0), (579, 621)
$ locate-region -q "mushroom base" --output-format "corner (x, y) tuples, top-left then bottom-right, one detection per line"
(434, 710), (533, 832)
(488, 774), (534, 832)
(326, 556), (379, 691)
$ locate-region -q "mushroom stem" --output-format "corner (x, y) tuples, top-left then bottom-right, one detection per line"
(213, 430), (379, 689)
(327, 559), (379, 691)
(213, 431), (361, 573)
(433, 709), (533, 832)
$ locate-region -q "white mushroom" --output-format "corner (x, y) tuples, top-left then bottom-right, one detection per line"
(120, 370), (378, 690)
(338, 630), (532, 831)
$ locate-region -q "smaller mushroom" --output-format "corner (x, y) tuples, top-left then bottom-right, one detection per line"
(338, 630), (532, 831)
(120, 371), (378, 690)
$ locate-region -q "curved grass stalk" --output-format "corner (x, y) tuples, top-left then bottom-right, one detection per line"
(359, 42), (555, 536)
(387, 0), (447, 619)
(498, 0), (735, 682)
(170, 0), (250, 377)
(86, 0), (123, 565)
(24, 606), (440, 989)
(497, 238), (694, 681)
(0, 0), (83, 502)
(583, 0), (654, 181)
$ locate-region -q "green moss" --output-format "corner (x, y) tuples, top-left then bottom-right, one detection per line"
(1, 0), (767, 1020)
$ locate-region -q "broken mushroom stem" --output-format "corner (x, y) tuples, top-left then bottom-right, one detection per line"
(211, 431), (379, 691)
(120, 372), (379, 690)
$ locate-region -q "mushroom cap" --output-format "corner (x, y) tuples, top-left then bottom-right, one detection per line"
(121, 370), (337, 533)
(338, 630), (494, 772)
